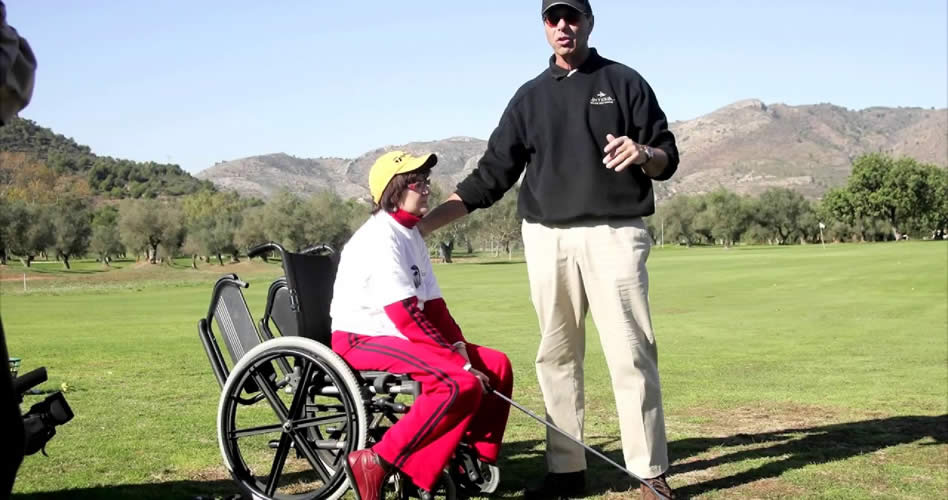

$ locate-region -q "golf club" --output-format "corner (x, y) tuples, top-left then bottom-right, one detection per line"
(488, 389), (669, 500)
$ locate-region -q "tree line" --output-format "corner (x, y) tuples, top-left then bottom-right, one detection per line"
(652, 154), (946, 247)
(0, 185), (524, 268)
(0, 153), (944, 268)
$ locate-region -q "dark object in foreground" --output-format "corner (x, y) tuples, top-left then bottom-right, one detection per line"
(0, 319), (76, 498)
(13, 366), (75, 456)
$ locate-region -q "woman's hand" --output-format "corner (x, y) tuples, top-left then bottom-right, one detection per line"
(456, 343), (490, 393)
(467, 367), (491, 394)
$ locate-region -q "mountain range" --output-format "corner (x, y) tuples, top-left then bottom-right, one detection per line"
(193, 99), (943, 201)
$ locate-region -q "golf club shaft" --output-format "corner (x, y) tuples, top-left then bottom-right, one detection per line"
(490, 390), (668, 500)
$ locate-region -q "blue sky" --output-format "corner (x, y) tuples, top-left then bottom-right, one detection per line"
(6, 0), (947, 174)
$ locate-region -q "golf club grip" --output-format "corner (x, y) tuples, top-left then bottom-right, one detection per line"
(490, 391), (669, 500)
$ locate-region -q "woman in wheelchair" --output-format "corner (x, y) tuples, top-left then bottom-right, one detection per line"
(330, 151), (514, 500)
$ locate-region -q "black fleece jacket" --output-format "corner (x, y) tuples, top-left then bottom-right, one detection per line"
(456, 48), (679, 224)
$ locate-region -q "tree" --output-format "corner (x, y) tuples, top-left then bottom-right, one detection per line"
(473, 190), (521, 259)
(0, 152), (93, 204)
(845, 154), (941, 240)
(181, 190), (246, 265)
(180, 234), (203, 268)
(89, 205), (124, 266)
(261, 191), (309, 252)
(920, 164), (948, 235)
(426, 183), (480, 262)
(662, 195), (700, 246)
(0, 196), (10, 264)
(819, 187), (886, 242)
(50, 196), (92, 269)
(235, 206), (269, 260)
(4, 201), (53, 267)
(755, 188), (812, 244)
(119, 199), (184, 264)
(697, 189), (750, 247)
(302, 191), (356, 251)
(0, 152), (58, 203)
(158, 206), (187, 265)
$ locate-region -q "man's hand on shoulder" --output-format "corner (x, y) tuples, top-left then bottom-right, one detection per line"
(419, 193), (469, 237)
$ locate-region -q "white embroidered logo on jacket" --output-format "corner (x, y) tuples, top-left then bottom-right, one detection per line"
(590, 91), (615, 106)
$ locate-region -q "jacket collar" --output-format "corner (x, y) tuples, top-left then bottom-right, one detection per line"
(549, 47), (600, 80)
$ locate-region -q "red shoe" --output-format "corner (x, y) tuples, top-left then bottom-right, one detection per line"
(344, 449), (389, 500)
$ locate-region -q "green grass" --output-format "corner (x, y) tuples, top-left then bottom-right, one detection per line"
(2, 242), (946, 499)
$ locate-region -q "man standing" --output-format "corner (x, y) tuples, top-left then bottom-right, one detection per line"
(420, 1), (677, 498)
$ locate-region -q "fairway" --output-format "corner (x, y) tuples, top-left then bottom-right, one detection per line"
(2, 242), (946, 499)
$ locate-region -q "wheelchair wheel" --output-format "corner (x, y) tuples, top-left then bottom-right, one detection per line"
(218, 337), (368, 500)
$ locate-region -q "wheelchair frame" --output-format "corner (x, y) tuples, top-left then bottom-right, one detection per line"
(197, 243), (494, 500)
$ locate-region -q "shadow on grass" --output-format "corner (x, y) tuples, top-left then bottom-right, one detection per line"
(669, 414), (947, 498)
(13, 415), (945, 499)
(493, 414), (948, 498)
(12, 478), (241, 500)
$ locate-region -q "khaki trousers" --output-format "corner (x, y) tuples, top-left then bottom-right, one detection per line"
(521, 218), (668, 478)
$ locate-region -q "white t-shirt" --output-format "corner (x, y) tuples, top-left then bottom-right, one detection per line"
(330, 212), (442, 340)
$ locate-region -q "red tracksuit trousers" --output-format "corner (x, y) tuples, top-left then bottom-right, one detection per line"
(332, 332), (514, 492)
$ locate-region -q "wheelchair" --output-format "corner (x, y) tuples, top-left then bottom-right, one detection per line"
(198, 242), (500, 500)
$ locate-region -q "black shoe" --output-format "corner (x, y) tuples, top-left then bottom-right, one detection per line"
(524, 471), (586, 499)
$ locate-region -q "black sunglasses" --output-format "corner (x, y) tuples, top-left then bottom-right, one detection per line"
(543, 7), (584, 27)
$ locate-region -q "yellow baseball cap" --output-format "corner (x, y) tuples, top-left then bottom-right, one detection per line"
(369, 150), (438, 203)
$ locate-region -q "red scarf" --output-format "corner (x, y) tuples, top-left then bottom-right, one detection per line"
(389, 209), (421, 229)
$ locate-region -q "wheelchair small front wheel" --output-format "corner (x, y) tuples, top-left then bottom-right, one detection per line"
(450, 446), (500, 496)
(394, 469), (457, 500)
(218, 337), (368, 500)
(469, 462), (500, 495)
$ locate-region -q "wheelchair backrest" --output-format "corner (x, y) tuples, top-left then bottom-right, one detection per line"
(278, 249), (338, 347)
(261, 278), (299, 338)
(209, 278), (260, 364)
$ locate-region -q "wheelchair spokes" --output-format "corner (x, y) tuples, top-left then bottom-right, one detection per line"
(219, 342), (368, 500)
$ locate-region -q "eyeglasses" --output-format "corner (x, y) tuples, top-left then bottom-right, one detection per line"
(407, 179), (431, 194)
(543, 7), (584, 27)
